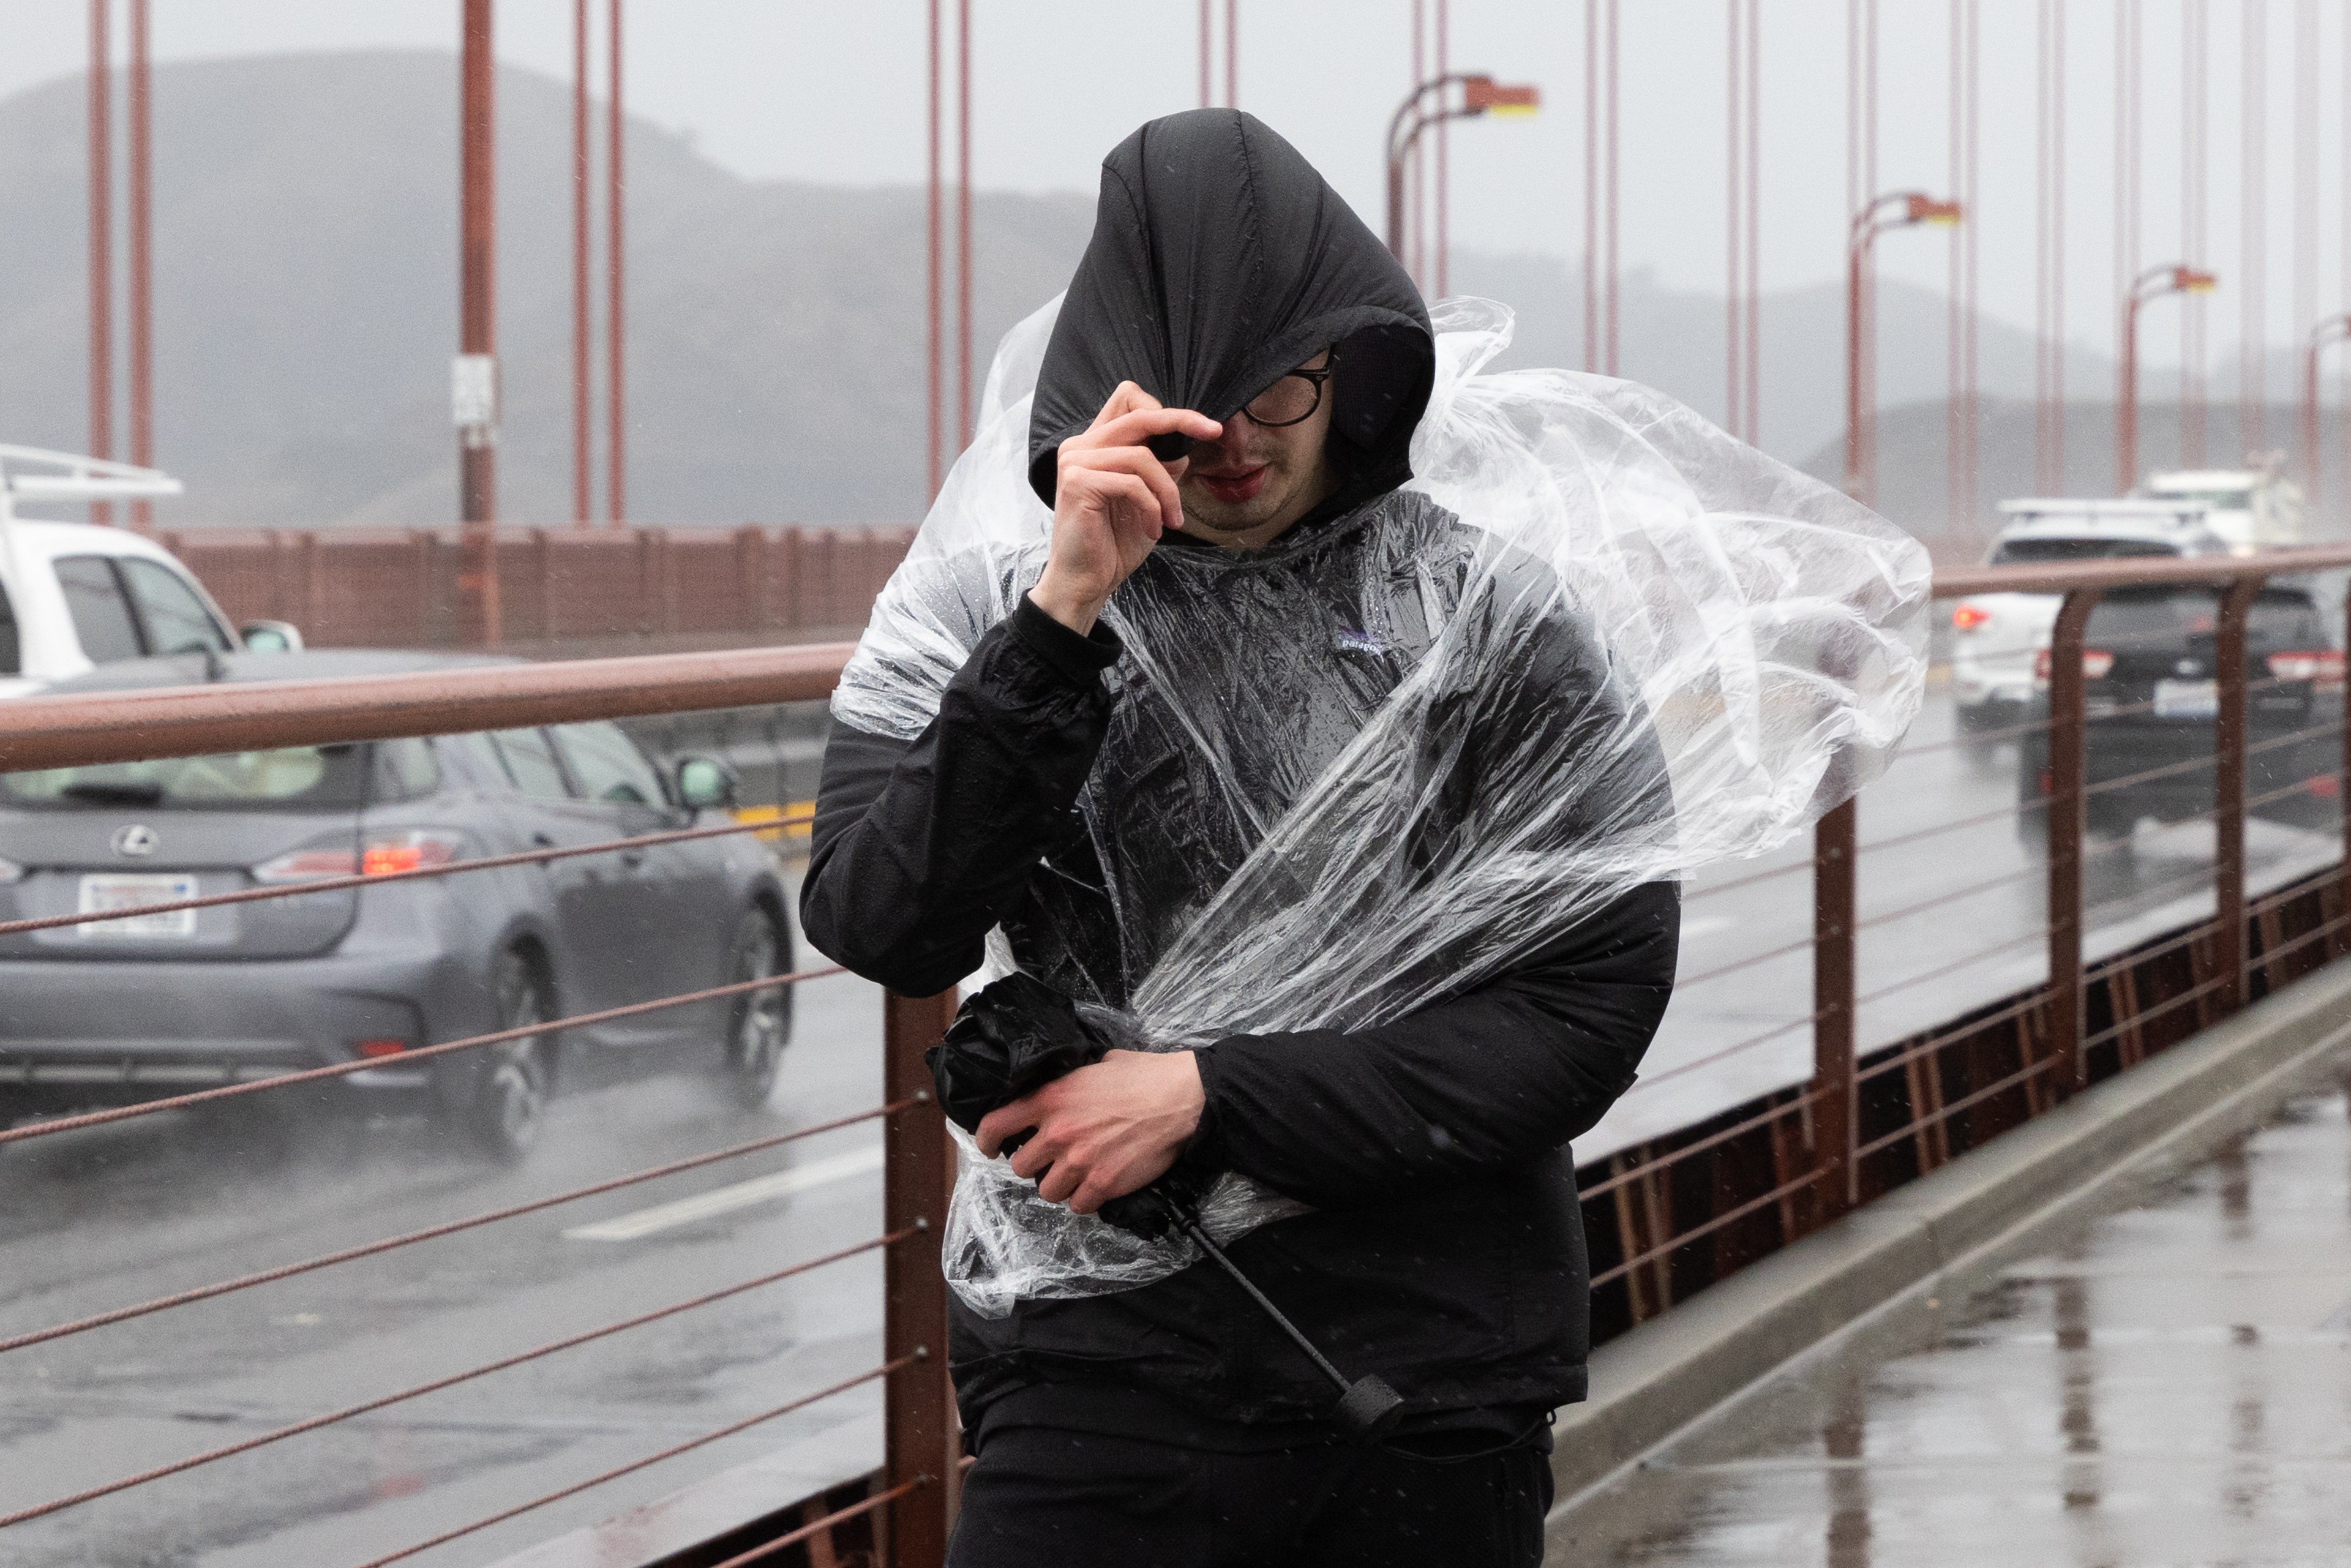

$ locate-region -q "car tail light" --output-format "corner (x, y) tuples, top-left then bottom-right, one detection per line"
(360, 831), (467, 877)
(253, 844), (359, 883)
(2308, 774), (2341, 799)
(2266, 650), (2345, 691)
(255, 831), (467, 885)
(1952, 602), (1992, 632)
(2032, 648), (2114, 681)
(353, 1039), (410, 1058)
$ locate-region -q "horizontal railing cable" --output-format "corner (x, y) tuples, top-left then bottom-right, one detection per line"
(705, 1477), (931, 1568)
(1853, 985), (2058, 1087)
(345, 1356), (920, 1568)
(1589, 1167), (1820, 1288)
(1854, 1050), (2067, 1158)
(1619, 1012), (1823, 1093)
(0, 1229), (917, 1532)
(0, 964), (846, 1148)
(1575, 1090), (1821, 1202)
(0, 809), (810, 940)
(0, 1098), (915, 1358)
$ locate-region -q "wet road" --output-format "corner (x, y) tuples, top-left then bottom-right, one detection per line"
(0, 927), (891, 1567)
(1559, 1072), (2351, 1566)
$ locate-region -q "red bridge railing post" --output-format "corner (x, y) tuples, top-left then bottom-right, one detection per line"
(882, 989), (958, 1568)
(1810, 798), (1857, 1219)
(2045, 588), (2102, 1095)
(2213, 577), (2265, 1016)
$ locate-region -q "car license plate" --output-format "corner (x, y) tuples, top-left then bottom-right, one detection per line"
(2154, 678), (2219, 721)
(77, 873), (200, 938)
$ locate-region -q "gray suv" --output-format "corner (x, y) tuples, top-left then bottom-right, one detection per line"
(0, 651), (795, 1158)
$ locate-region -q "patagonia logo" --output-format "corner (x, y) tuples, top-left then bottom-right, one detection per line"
(1333, 627), (1388, 656)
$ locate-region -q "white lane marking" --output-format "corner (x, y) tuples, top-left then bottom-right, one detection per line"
(563, 1144), (884, 1242)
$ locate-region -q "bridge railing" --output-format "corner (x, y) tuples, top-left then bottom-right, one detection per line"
(2, 547), (2349, 1562)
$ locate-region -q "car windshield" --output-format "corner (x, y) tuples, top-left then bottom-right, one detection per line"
(1990, 538), (2180, 565)
(2087, 588), (2327, 650)
(1, 745), (369, 811)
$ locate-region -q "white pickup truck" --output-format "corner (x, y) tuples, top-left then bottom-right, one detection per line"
(1951, 498), (2232, 732)
(0, 446), (299, 699)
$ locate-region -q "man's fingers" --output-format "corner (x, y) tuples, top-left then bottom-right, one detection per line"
(1067, 449), (1185, 533)
(975, 1096), (1040, 1159)
(1087, 381), (1163, 429)
(1068, 405), (1221, 454)
(1037, 1159), (1086, 1206)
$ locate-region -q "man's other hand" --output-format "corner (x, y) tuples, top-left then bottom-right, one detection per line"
(1029, 384), (1221, 636)
(975, 1049), (1206, 1216)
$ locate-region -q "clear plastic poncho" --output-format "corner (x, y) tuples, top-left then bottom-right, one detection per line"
(835, 294), (1930, 1317)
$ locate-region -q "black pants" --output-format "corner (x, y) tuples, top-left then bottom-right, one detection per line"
(947, 1425), (1553, 1567)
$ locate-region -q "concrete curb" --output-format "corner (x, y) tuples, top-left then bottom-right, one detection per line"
(1545, 958), (2351, 1532)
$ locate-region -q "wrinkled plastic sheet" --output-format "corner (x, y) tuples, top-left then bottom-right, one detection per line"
(836, 296), (1930, 1316)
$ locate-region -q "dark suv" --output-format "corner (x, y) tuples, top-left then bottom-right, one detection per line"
(0, 650), (795, 1158)
(2019, 581), (2345, 841)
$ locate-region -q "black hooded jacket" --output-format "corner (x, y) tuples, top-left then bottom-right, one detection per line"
(803, 111), (1678, 1449)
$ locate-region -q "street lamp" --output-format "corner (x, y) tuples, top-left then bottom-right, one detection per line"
(1846, 192), (1961, 504)
(1384, 74), (1540, 264)
(2118, 264), (2219, 492)
(2300, 312), (2351, 502)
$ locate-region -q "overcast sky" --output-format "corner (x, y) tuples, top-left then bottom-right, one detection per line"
(3, 0), (2342, 373)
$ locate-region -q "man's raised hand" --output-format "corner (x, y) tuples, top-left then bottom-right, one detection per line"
(1028, 383), (1220, 635)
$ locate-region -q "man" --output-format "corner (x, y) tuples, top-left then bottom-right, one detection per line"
(804, 110), (1676, 1567)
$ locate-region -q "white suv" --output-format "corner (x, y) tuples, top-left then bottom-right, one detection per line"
(0, 446), (298, 698)
(1952, 498), (2230, 732)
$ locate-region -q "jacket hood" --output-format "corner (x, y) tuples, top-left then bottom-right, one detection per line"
(1026, 110), (1435, 508)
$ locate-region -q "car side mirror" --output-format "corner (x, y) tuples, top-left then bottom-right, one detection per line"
(240, 620), (304, 653)
(675, 754), (739, 812)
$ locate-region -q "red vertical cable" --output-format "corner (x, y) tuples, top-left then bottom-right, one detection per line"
(457, 0), (499, 637)
(2242, 0), (2267, 461)
(1727, 0), (1744, 439)
(1582, 0), (1597, 372)
(1744, 0), (1760, 445)
(572, 0), (591, 525)
(606, 0), (625, 526)
(1435, 0), (1449, 299)
(925, 0), (942, 500)
(88, 0), (111, 526)
(1845, 0), (1858, 226)
(1412, 0), (1425, 291)
(127, 0), (151, 532)
(1860, 0), (1880, 490)
(1961, 0), (1982, 528)
(1225, 0), (1237, 110)
(1199, 0), (1210, 110)
(2184, 0), (2208, 465)
(1605, 0), (1619, 376)
(956, 0), (972, 452)
(2294, 0), (2317, 472)
(1950, 0), (1965, 530)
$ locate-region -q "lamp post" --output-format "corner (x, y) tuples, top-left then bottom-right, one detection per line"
(2300, 312), (2351, 503)
(1384, 74), (1539, 267)
(2119, 264), (2219, 492)
(1846, 192), (1962, 505)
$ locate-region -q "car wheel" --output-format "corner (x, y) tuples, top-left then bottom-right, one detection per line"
(721, 910), (790, 1109)
(470, 949), (553, 1162)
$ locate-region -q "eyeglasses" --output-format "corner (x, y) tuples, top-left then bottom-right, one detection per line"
(1239, 362), (1335, 428)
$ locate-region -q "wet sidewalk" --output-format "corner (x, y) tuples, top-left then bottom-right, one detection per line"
(1561, 1073), (2351, 1566)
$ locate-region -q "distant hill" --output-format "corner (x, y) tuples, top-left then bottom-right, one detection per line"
(6, 49), (2304, 535)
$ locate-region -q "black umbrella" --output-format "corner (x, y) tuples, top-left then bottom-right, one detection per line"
(927, 973), (1404, 1441)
